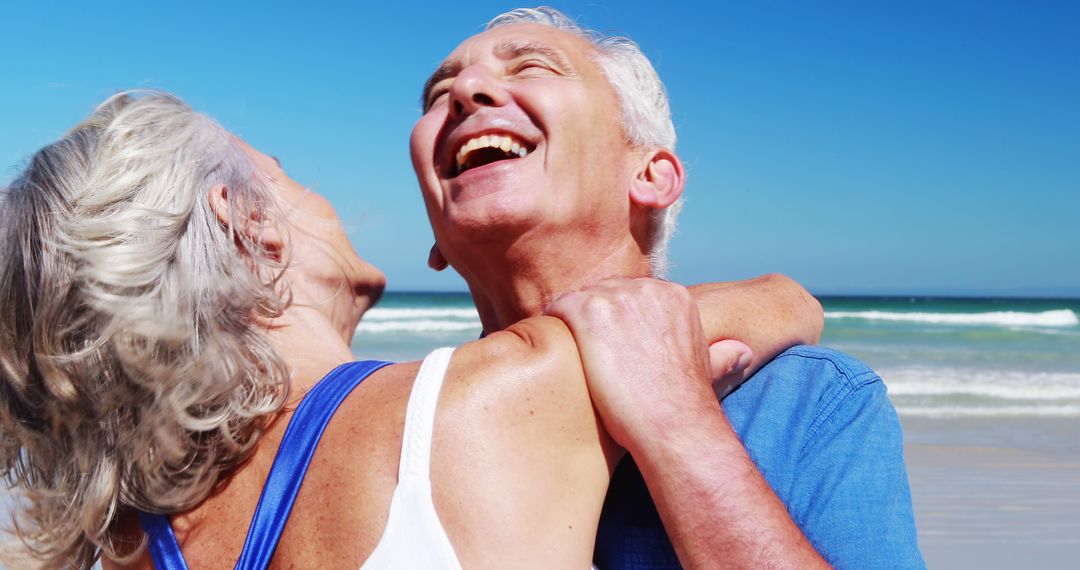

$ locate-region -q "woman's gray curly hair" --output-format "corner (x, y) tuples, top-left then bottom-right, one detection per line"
(0, 91), (290, 568)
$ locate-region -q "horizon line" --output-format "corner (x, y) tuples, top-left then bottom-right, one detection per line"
(381, 289), (1080, 301)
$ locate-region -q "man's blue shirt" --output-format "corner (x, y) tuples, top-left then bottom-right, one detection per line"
(594, 346), (925, 569)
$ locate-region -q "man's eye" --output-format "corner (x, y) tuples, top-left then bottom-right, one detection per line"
(514, 60), (554, 76)
(426, 90), (449, 111)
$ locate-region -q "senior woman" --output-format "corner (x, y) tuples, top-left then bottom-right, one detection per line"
(0, 92), (820, 569)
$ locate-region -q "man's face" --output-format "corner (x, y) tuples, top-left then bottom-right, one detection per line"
(411, 24), (634, 251)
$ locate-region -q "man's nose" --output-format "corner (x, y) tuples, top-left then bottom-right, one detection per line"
(449, 64), (509, 119)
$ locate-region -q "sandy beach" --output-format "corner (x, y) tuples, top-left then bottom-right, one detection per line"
(903, 416), (1080, 568)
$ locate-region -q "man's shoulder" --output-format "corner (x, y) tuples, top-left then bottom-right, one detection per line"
(729, 345), (885, 408)
(763, 344), (882, 389)
(737, 347), (923, 569)
(723, 345), (892, 451)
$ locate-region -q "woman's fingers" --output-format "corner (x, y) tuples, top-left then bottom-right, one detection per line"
(707, 340), (753, 399)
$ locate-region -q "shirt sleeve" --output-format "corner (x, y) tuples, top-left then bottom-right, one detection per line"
(788, 368), (926, 569)
(595, 346), (927, 570)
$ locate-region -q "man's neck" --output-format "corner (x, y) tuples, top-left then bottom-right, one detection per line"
(463, 236), (651, 332)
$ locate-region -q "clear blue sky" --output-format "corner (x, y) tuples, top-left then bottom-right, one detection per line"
(3, 1), (1077, 297)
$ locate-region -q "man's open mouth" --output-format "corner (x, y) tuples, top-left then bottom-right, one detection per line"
(452, 133), (534, 177)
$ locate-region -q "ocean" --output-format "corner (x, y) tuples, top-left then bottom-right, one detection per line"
(353, 292), (1080, 419)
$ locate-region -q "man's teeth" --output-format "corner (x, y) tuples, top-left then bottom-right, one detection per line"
(456, 134), (529, 173)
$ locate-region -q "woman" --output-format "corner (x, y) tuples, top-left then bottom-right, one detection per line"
(0, 92), (820, 569)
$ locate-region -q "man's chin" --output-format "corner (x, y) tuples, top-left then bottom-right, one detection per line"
(440, 195), (540, 242)
(435, 159), (549, 242)
(446, 156), (539, 201)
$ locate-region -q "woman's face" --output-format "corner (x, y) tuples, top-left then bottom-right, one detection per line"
(236, 139), (386, 317)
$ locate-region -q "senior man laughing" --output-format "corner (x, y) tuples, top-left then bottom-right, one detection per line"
(411, 7), (924, 569)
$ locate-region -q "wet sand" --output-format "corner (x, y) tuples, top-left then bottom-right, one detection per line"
(902, 416), (1080, 568)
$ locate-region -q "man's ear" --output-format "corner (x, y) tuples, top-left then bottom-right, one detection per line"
(208, 184), (285, 252)
(629, 149), (685, 209)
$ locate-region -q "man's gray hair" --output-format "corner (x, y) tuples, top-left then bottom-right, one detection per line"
(487, 7), (683, 276)
(0, 91), (289, 568)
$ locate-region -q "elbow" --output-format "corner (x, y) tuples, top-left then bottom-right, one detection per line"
(761, 273), (824, 344)
(807, 297), (825, 344)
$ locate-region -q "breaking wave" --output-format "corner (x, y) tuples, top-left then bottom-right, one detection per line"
(895, 405), (1080, 418)
(364, 307), (480, 320)
(882, 369), (1080, 401)
(882, 367), (1080, 417)
(357, 319), (482, 333)
(825, 309), (1078, 327)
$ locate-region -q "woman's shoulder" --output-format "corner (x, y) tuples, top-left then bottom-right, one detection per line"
(425, 317), (616, 567)
(458, 316), (582, 383)
(331, 316), (596, 457)
(436, 316), (597, 432)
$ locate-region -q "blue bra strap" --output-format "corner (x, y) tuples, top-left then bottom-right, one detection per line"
(140, 511), (189, 570)
(140, 360), (391, 570)
(234, 360), (391, 570)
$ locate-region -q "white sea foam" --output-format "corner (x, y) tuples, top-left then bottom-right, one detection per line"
(881, 367), (1080, 416)
(896, 405), (1080, 418)
(885, 381), (1080, 400)
(357, 319), (482, 333)
(825, 309), (1078, 327)
(881, 368), (1080, 400)
(365, 307), (480, 320)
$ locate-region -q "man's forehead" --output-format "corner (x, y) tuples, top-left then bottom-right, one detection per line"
(422, 25), (593, 104)
(450, 24), (586, 60)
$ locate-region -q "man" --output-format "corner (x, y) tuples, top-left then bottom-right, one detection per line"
(411, 7), (924, 569)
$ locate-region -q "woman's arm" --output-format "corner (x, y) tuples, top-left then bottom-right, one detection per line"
(689, 273), (823, 373)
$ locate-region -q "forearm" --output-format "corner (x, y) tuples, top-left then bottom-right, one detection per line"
(545, 277), (831, 567)
(673, 275), (825, 565)
(689, 274), (823, 375)
(630, 405), (829, 569)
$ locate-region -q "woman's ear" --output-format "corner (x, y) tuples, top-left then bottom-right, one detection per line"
(628, 149), (685, 209)
(208, 184), (285, 252)
(427, 242), (449, 271)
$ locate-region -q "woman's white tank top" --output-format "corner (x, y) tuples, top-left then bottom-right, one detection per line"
(362, 346), (463, 569)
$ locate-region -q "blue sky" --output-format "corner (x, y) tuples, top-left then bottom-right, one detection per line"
(2, 1), (1077, 297)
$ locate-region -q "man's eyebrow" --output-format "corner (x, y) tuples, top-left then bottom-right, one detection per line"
(271, 155), (282, 168)
(421, 60), (463, 108)
(494, 39), (573, 71)
(420, 39), (576, 109)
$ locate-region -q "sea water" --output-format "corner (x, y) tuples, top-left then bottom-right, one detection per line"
(352, 293), (1080, 418)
